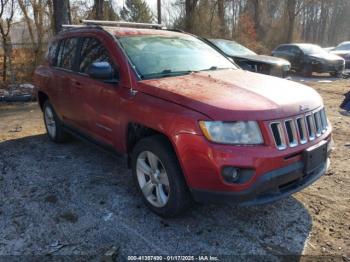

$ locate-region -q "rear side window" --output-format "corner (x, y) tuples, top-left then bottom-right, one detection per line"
(290, 46), (302, 55)
(275, 46), (288, 52)
(79, 37), (114, 74)
(57, 37), (79, 70)
(47, 41), (59, 66)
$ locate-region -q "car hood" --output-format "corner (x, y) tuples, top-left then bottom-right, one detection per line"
(138, 69), (323, 121)
(308, 52), (344, 61)
(232, 54), (291, 66)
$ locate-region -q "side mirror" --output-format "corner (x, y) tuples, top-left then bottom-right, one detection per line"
(88, 62), (116, 81)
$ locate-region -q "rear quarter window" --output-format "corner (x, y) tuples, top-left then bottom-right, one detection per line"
(275, 46), (289, 52)
(47, 41), (59, 66)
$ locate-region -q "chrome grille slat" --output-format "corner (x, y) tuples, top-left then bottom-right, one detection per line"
(285, 120), (298, 147)
(306, 114), (316, 141)
(270, 108), (328, 150)
(314, 111), (322, 137)
(270, 122), (287, 150)
(296, 117), (307, 144)
(320, 109), (328, 131)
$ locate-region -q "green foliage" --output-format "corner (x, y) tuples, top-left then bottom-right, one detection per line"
(120, 0), (154, 23)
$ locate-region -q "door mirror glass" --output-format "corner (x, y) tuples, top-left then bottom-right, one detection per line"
(88, 62), (116, 81)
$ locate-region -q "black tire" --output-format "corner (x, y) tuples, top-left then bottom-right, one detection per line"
(301, 64), (313, 77)
(131, 135), (193, 217)
(43, 100), (69, 143)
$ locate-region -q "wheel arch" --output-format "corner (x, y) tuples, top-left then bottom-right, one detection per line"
(126, 123), (177, 168)
(37, 91), (49, 111)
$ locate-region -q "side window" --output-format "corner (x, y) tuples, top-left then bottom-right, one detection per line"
(276, 46), (287, 52)
(79, 37), (119, 79)
(47, 41), (59, 66)
(291, 46), (302, 55)
(57, 38), (79, 70)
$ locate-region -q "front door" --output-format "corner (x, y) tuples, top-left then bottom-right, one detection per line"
(73, 37), (122, 146)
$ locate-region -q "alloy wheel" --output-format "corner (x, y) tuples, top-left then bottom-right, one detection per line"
(136, 151), (170, 207)
(44, 106), (56, 139)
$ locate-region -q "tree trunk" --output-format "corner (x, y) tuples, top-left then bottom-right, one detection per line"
(157, 0), (162, 24)
(52, 0), (71, 34)
(185, 0), (198, 33)
(286, 0), (297, 42)
(217, 0), (225, 36)
(2, 41), (7, 82)
(94, 0), (104, 20)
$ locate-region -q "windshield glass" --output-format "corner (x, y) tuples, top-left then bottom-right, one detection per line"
(210, 39), (256, 56)
(299, 44), (327, 55)
(335, 43), (350, 51)
(118, 35), (237, 80)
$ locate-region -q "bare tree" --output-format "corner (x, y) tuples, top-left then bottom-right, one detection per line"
(185, 0), (198, 33)
(217, 0), (226, 36)
(52, 0), (71, 34)
(94, 0), (104, 20)
(0, 0), (14, 82)
(157, 0), (162, 24)
(286, 0), (297, 42)
(18, 0), (51, 66)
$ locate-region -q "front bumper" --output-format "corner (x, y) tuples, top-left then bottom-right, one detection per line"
(174, 129), (332, 205)
(313, 62), (345, 73)
(345, 60), (350, 69)
(191, 158), (330, 205)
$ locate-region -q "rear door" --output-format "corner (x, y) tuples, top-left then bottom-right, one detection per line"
(289, 46), (303, 70)
(53, 37), (80, 126)
(73, 36), (122, 146)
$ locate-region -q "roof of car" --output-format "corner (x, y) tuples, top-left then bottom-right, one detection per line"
(106, 27), (186, 38)
(279, 43), (319, 47)
(61, 25), (187, 38)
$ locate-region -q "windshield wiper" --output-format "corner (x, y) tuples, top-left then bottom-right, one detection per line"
(142, 70), (194, 79)
(198, 66), (232, 72)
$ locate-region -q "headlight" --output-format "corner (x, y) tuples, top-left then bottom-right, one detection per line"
(199, 121), (263, 145)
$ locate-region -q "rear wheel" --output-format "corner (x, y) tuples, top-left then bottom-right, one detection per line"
(43, 101), (69, 143)
(131, 135), (193, 217)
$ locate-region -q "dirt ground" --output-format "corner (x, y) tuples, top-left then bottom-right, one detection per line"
(0, 78), (349, 260)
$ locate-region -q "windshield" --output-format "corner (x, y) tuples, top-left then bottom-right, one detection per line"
(118, 35), (237, 80)
(299, 44), (327, 55)
(210, 39), (256, 56)
(335, 43), (350, 51)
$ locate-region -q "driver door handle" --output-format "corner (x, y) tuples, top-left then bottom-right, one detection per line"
(73, 81), (82, 89)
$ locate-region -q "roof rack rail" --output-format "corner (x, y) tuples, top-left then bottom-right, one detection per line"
(81, 20), (166, 29)
(61, 24), (93, 29)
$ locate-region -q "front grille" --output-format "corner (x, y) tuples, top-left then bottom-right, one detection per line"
(270, 108), (329, 150)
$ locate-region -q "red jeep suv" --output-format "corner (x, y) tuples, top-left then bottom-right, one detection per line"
(34, 21), (332, 217)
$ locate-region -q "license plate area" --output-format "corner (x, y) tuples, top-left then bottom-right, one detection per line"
(303, 140), (328, 174)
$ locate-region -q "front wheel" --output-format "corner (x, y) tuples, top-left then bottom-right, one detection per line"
(43, 101), (69, 143)
(330, 71), (342, 78)
(131, 135), (193, 217)
(301, 64), (313, 77)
